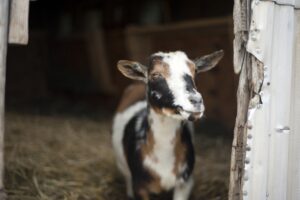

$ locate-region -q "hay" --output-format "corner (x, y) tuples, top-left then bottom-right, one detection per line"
(4, 112), (231, 200)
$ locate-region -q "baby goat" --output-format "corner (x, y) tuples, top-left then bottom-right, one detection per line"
(112, 50), (224, 200)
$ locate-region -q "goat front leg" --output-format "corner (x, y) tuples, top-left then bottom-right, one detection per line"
(124, 175), (134, 199)
(173, 177), (194, 200)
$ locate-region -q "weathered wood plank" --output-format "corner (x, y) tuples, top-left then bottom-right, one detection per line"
(229, 0), (251, 199)
(8, 0), (30, 44)
(229, 54), (251, 200)
(232, 0), (250, 74)
(0, 0), (9, 199)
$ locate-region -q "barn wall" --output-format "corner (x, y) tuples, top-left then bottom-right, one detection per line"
(6, 32), (48, 103)
(232, 0), (300, 199)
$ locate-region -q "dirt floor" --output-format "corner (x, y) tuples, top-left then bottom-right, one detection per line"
(4, 107), (231, 200)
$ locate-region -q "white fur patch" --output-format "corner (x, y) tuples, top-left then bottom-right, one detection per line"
(143, 109), (181, 190)
(112, 101), (147, 179)
(153, 51), (199, 113)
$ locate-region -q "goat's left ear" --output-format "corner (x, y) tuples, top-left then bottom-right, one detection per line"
(117, 60), (148, 82)
(194, 50), (224, 73)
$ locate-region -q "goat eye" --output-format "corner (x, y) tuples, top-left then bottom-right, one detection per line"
(151, 73), (162, 80)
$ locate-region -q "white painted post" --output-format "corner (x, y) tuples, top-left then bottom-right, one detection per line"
(287, 9), (300, 200)
(0, 0), (9, 199)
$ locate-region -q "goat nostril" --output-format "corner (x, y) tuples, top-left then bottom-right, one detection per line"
(190, 99), (198, 104)
(189, 96), (202, 105)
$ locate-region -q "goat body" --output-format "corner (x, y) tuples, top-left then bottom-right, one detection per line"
(112, 50), (223, 200)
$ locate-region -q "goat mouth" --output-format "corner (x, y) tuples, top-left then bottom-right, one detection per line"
(175, 106), (204, 120)
(187, 111), (203, 121)
(175, 106), (202, 114)
(183, 110), (201, 115)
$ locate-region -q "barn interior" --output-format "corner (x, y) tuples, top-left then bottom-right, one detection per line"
(4, 0), (236, 199)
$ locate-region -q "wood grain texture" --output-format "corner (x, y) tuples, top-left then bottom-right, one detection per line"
(229, 0), (252, 199)
(228, 54), (250, 200)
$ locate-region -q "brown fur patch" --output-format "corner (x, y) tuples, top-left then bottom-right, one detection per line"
(149, 58), (170, 79)
(116, 83), (146, 113)
(141, 129), (155, 158)
(140, 125), (188, 194)
(140, 129), (163, 194)
(136, 188), (150, 200)
(150, 106), (163, 115)
(173, 127), (187, 175)
(187, 60), (196, 77)
(150, 106), (177, 117)
(162, 108), (177, 116)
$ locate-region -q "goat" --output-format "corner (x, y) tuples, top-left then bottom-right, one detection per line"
(112, 50), (224, 200)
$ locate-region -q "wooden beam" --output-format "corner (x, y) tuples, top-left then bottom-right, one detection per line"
(229, 54), (251, 200)
(229, 0), (251, 199)
(8, 0), (30, 45)
(0, 0), (9, 199)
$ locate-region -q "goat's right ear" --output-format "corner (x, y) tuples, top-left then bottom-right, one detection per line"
(194, 50), (224, 73)
(117, 60), (148, 82)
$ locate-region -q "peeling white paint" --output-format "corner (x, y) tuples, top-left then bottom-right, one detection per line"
(243, 1), (300, 199)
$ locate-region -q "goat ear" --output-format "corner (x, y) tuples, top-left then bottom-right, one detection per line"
(117, 60), (148, 82)
(194, 50), (224, 73)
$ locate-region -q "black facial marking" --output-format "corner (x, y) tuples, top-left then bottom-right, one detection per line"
(148, 78), (176, 109)
(180, 123), (195, 181)
(123, 108), (153, 188)
(183, 74), (196, 94)
(188, 114), (196, 121)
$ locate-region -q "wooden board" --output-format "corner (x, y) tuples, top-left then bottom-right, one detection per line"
(8, 0), (30, 44)
(287, 9), (300, 200)
(0, 0), (9, 198)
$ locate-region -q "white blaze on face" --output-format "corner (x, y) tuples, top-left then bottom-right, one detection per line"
(153, 51), (197, 113)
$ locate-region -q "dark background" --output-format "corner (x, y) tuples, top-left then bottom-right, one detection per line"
(6, 0), (236, 131)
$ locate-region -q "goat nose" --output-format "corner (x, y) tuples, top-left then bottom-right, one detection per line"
(189, 95), (202, 105)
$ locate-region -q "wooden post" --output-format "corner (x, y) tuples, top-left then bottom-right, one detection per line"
(8, 0), (30, 44)
(0, 0), (9, 199)
(229, 0), (251, 199)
